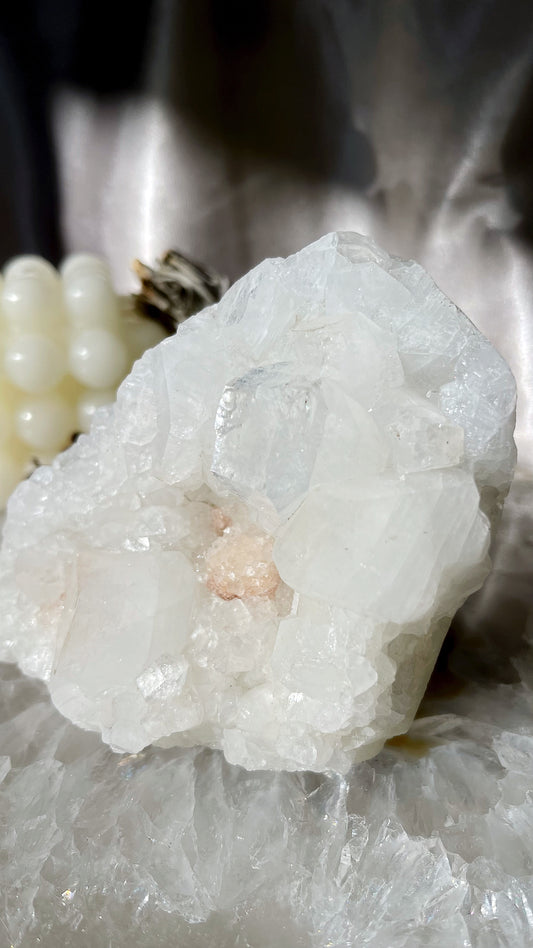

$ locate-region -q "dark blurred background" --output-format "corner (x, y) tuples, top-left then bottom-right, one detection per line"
(2, 1), (533, 273)
(0, 0), (532, 690)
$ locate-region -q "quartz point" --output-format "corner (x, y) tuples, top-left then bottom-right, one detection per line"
(0, 232), (516, 773)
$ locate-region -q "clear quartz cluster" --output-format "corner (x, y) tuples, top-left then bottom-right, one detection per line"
(0, 254), (166, 507)
(0, 233), (516, 772)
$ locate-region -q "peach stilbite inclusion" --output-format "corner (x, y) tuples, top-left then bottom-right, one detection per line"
(206, 530), (280, 601)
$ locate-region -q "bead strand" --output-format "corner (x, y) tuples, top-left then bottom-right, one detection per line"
(0, 253), (167, 507)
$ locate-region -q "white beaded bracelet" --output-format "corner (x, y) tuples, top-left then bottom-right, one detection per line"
(0, 250), (226, 508)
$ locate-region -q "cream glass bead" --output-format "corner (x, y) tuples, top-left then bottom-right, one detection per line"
(60, 253), (110, 280)
(2, 256), (63, 332)
(69, 329), (127, 389)
(0, 401), (13, 447)
(16, 395), (74, 453)
(77, 389), (116, 433)
(4, 334), (66, 394)
(0, 380), (16, 446)
(3, 255), (57, 282)
(62, 254), (120, 330)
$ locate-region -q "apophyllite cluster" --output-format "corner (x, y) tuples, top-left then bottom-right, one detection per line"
(0, 233), (516, 773)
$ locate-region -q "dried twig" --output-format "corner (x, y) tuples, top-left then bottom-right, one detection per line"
(132, 250), (229, 333)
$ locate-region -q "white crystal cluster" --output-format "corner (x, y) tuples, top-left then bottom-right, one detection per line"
(0, 233), (516, 772)
(2, 629), (533, 948)
(0, 254), (166, 507)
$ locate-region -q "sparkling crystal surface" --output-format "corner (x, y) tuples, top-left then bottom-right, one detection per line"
(2, 604), (533, 948)
(0, 233), (516, 774)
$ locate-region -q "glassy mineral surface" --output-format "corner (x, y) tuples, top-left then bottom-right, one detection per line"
(2, 535), (533, 948)
(0, 233), (516, 772)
